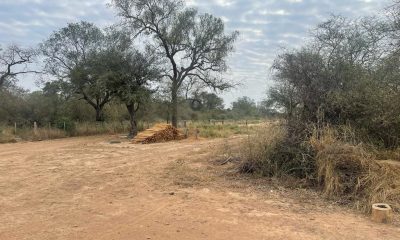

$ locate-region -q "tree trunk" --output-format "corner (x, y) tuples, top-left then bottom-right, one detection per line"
(0, 75), (6, 89)
(95, 107), (104, 122)
(126, 104), (138, 139)
(171, 84), (178, 128)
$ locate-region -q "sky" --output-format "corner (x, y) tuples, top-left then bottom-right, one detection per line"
(0, 0), (390, 105)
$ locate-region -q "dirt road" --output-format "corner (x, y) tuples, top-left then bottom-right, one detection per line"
(0, 136), (399, 239)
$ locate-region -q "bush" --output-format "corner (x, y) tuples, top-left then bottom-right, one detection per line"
(55, 117), (76, 135)
(237, 123), (400, 213)
(238, 122), (315, 179)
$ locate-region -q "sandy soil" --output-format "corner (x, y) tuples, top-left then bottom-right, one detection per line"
(0, 136), (399, 240)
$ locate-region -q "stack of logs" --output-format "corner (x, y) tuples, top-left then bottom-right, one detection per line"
(132, 124), (185, 144)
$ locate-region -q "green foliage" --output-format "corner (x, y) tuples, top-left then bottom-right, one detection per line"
(267, 12), (400, 148)
(55, 117), (76, 134)
(41, 21), (132, 121)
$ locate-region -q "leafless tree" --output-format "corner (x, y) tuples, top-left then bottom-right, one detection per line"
(0, 44), (39, 89)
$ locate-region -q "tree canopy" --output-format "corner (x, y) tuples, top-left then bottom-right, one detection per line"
(112, 0), (239, 127)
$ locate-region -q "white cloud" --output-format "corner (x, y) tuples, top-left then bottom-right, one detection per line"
(0, 0), (393, 104)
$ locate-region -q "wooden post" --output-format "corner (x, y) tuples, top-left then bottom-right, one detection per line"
(14, 122), (17, 135)
(195, 128), (199, 139)
(33, 122), (38, 136)
(185, 128), (189, 138)
(63, 122), (66, 132)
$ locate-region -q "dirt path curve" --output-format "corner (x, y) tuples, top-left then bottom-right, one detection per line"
(0, 136), (399, 240)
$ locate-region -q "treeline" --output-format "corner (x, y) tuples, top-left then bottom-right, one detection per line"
(0, 0), (244, 137)
(267, 5), (400, 149)
(0, 87), (274, 128)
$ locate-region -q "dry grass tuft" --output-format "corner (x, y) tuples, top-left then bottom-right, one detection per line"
(237, 123), (286, 175)
(234, 122), (400, 214)
(311, 127), (400, 213)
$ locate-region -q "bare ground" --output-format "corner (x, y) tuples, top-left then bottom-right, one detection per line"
(0, 136), (399, 240)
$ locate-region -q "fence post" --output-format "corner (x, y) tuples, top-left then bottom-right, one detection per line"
(63, 122), (66, 132)
(33, 122), (38, 136)
(195, 128), (199, 139)
(14, 122), (17, 135)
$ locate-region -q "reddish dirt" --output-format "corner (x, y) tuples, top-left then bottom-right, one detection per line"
(0, 136), (399, 240)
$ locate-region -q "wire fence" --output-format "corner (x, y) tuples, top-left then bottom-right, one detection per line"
(0, 119), (266, 143)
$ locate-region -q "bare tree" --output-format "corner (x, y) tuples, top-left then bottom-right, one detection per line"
(0, 44), (38, 89)
(112, 0), (238, 127)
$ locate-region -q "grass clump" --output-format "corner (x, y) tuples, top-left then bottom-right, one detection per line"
(237, 123), (400, 214)
(311, 127), (400, 213)
(238, 122), (315, 179)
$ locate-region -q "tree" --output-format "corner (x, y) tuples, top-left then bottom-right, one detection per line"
(106, 49), (161, 138)
(266, 82), (299, 119)
(41, 21), (131, 121)
(189, 91), (224, 111)
(0, 44), (38, 89)
(231, 97), (258, 118)
(271, 48), (332, 122)
(112, 0), (238, 127)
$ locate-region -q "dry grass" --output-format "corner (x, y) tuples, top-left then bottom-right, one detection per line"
(237, 123), (286, 175)
(185, 120), (264, 139)
(0, 121), (134, 143)
(310, 127), (400, 213)
(233, 122), (400, 215)
(0, 126), (67, 143)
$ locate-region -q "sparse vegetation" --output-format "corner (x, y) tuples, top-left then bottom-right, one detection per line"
(2, 0), (400, 237)
(237, 123), (400, 214)
(233, 1), (400, 218)
(0, 121), (142, 143)
(187, 120), (262, 138)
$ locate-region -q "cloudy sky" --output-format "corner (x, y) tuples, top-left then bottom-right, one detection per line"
(0, 0), (390, 104)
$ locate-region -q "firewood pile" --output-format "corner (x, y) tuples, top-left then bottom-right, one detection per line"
(132, 124), (186, 144)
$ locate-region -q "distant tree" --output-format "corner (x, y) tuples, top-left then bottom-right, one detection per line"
(112, 0), (238, 127)
(189, 91), (224, 111)
(41, 21), (131, 121)
(0, 44), (38, 89)
(257, 99), (279, 118)
(231, 96), (258, 118)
